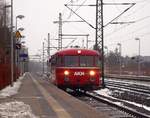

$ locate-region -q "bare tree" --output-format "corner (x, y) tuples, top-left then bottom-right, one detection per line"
(0, 0), (10, 53)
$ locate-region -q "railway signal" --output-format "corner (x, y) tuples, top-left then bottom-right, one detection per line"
(15, 30), (22, 39)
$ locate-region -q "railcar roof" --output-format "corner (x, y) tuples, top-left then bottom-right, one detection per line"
(54, 48), (100, 56)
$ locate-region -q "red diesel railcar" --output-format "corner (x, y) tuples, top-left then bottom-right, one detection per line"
(49, 48), (102, 91)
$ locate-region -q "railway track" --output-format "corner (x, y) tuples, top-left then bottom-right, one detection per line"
(72, 91), (132, 118)
(70, 76), (150, 118)
(105, 78), (150, 105)
(77, 91), (150, 118)
(105, 79), (150, 96)
(105, 74), (150, 82)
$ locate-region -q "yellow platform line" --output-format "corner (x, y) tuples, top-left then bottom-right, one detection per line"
(29, 73), (72, 118)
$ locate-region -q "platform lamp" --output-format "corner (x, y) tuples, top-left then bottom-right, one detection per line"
(135, 38), (141, 76)
(16, 15), (25, 31)
(15, 15), (25, 77)
(117, 43), (122, 75)
(18, 27), (24, 31)
(104, 46), (108, 74)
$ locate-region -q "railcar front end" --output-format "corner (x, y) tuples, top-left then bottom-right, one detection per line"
(56, 67), (101, 90)
(49, 49), (102, 91)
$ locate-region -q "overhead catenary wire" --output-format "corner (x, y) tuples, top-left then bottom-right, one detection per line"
(106, 30), (150, 48)
(105, 15), (150, 39)
(67, 0), (88, 19)
(56, 0), (150, 56)
(104, 3), (136, 28)
(104, 1), (150, 39)
(65, 4), (95, 29)
(123, 0), (150, 20)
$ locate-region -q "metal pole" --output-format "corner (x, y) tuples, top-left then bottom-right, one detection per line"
(95, 0), (104, 87)
(4, 3), (7, 42)
(101, 0), (105, 88)
(48, 33), (50, 57)
(82, 39), (84, 48)
(117, 43), (122, 75)
(16, 17), (17, 31)
(95, 0), (98, 50)
(138, 39), (141, 76)
(43, 42), (44, 75)
(120, 44), (122, 75)
(135, 38), (141, 76)
(86, 35), (89, 49)
(11, 0), (14, 87)
(58, 13), (62, 50)
(15, 17), (18, 67)
(47, 33), (50, 75)
(104, 46), (108, 74)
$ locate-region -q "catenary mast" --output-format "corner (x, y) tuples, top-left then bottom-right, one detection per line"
(95, 0), (104, 87)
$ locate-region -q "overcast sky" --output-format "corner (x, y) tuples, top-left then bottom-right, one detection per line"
(9, 0), (150, 57)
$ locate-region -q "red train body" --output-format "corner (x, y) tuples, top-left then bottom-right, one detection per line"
(49, 48), (102, 91)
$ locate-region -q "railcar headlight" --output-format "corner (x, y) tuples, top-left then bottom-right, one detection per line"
(89, 70), (95, 76)
(64, 70), (69, 76)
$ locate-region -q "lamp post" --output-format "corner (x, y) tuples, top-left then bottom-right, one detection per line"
(18, 27), (24, 31)
(43, 42), (45, 75)
(104, 46), (109, 74)
(10, 0), (14, 86)
(117, 43), (122, 75)
(135, 38), (141, 76)
(104, 46), (108, 56)
(16, 15), (25, 31)
(15, 15), (25, 76)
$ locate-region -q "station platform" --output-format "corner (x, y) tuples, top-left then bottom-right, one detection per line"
(0, 72), (109, 118)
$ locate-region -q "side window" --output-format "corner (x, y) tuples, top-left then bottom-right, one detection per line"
(0, 55), (1, 64)
(51, 56), (56, 66)
(95, 56), (101, 68)
(57, 56), (62, 66)
(0, 55), (3, 64)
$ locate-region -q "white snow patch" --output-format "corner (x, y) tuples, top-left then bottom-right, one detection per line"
(122, 100), (150, 111)
(95, 88), (112, 97)
(95, 88), (150, 112)
(113, 102), (123, 106)
(0, 101), (39, 118)
(0, 74), (25, 98)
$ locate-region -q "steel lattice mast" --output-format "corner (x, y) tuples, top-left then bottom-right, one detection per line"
(95, 0), (105, 87)
(58, 13), (62, 50)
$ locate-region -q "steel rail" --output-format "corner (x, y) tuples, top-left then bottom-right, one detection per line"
(85, 91), (150, 118)
(105, 81), (150, 95)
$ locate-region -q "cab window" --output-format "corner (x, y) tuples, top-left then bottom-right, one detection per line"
(80, 56), (94, 67)
(95, 56), (101, 67)
(64, 56), (78, 67)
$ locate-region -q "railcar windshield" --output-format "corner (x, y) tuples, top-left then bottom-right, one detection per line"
(80, 56), (93, 67)
(64, 55), (101, 67)
(64, 56), (78, 67)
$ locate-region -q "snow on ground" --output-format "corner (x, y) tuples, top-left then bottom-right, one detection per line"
(125, 100), (150, 111)
(0, 101), (39, 118)
(105, 78), (150, 87)
(95, 88), (112, 97)
(0, 73), (39, 118)
(0, 74), (25, 98)
(95, 88), (150, 112)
